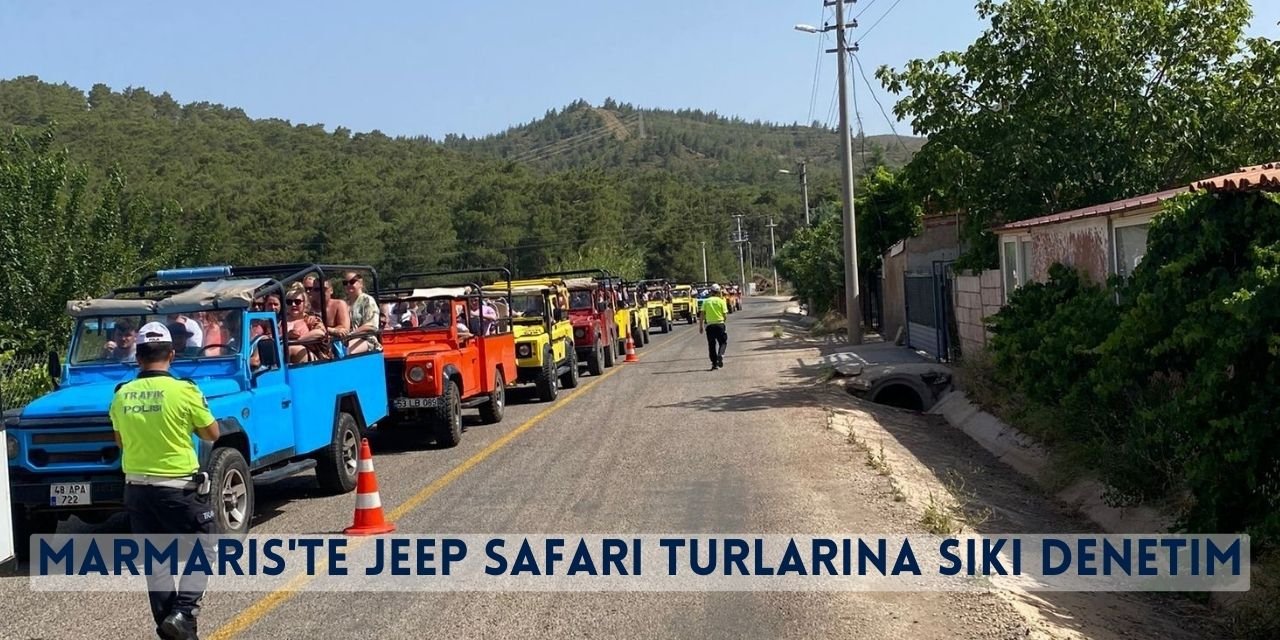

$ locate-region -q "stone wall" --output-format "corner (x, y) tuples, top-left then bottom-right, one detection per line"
(953, 269), (1002, 356)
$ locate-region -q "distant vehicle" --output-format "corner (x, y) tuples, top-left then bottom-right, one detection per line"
(637, 279), (675, 333)
(670, 284), (697, 325)
(618, 281), (652, 347)
(6, 264), (390, 551)
(482, 278), (579, 402)
(538, 269), (623, 376)
(378, 269), (517, 447)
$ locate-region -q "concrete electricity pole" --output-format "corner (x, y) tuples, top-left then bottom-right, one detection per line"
(833, 0), (862, 343)
(768, 217), (779, 294)
(731, 215), (747, 296)
(701, 241), (708, 282)
(799, 161), (811, 226)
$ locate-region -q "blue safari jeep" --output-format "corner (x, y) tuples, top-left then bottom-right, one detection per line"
(5, 264), (388, 547)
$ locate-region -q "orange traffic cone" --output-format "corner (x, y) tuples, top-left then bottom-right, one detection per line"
(343, 438), (396, 536)
(624, 335), (639, 363)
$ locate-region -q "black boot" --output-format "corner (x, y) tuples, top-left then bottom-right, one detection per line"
(160, 611), (198, 640)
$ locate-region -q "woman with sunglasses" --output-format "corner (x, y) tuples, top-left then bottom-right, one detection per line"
(284, 283), (326, 363)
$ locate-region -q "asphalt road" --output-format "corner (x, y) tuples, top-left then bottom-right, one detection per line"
(3, 298), (1035, 639)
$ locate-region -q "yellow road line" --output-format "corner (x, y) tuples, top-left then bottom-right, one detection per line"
(210, 329), (694, 639)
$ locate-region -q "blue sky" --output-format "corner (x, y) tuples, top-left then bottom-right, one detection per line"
(1, 1), (1277, 139)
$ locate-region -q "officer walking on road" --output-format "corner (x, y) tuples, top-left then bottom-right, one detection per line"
(699, 283), (730, 370)
(109, 322), (220, 640)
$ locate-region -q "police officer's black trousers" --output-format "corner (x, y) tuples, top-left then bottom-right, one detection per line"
(125, 484), (215, 633)
(706, 323), (728, 365)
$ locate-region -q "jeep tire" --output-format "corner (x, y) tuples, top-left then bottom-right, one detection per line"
(479, 369), (505, 424)
(433, 379), (463, 448)
(316, 412), (361, 493)
(587, 342), (604, 376)
(560, 345), (580, 389)
(536, 349), (559, 402)
(209, 447), (254, 536)
(661, 316), (670, 334)
(603, 333), (617, 368)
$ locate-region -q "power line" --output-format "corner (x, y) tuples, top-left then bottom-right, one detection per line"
(508, 114), (641, 163)
(852, 53), (911, 155)
(806, 5), (831, 125)
(853, 0), (881, 21)
(857, 0), (905, 44)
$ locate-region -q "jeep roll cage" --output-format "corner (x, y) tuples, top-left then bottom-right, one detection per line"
(93, 263), (381, 363)
(383, 268), (514, 334)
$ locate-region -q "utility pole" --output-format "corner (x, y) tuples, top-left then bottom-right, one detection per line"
(746, 241), (754, 292)
(833, 0), (862, 343)
(731, 215), (747, 297)
(799, 161), (811, 226)
(700, 241), (708, 282)
(768, 217), (779, 294)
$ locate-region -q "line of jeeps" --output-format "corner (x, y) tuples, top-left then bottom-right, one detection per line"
(5, 263), (731, 553)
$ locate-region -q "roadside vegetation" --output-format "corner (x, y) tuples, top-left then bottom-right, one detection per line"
(967, 192), (1280, 638)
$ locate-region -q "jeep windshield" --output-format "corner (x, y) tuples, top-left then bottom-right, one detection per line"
(70, 311), (243, 365)
(510, 294), (548, 320)
(568, 290), (596, 311)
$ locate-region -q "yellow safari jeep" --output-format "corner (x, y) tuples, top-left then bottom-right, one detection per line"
(671, 284), (697, 325)
(639, 279), (674, 334)
(620, 281), (651, 347)
(483, 277), (578, 401)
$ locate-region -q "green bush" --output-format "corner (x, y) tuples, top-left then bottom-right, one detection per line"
(0, 351), (52, 410)
(983, 192), (1280, 546)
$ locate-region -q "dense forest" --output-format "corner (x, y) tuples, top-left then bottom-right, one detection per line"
(441, 98), (923, 183)
(0, 77), (917, 284)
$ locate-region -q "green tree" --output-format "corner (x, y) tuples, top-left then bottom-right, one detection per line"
(878, 0), (1280, 266)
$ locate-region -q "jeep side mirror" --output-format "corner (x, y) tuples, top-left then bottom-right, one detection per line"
(47, 350), (61, 387)
(554, 309), (567, 322)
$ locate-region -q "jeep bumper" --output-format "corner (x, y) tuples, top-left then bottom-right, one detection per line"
(9, 471), (125, 513)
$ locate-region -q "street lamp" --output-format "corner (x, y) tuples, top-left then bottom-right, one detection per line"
(794, 24), (821, 33)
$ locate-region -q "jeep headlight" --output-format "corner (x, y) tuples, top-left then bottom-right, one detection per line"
(6, 434), (17, 461)
(516, 343), (533, 358)
(407, 366), (425, 383)
(574, 327), (586, 340)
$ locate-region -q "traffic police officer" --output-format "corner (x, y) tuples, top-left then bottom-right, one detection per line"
(699, 284), (730, 370)
(109, 321), (220, 640)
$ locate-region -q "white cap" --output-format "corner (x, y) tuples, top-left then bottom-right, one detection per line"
(711, 284), (722, 292)
(137, 322), (173, 344)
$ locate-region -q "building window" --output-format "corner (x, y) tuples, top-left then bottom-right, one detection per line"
(1114, 223), (1149, 279)
(1001, 236), (1034, 302)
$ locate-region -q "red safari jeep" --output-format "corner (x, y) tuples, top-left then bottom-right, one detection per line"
(539, 268), (621, 376)
(378, 268), (517, 447)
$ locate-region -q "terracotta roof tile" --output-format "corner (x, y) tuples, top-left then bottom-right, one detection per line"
(993, 187), (1188, 232)
(1191, 162), (1280, 193)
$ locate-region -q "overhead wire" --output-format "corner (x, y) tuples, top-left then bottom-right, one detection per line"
(806, 3), (831, 125)
(852, 53), (911, 154)
(857, 0), (905, 44)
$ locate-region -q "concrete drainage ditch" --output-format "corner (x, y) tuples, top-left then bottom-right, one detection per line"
(833, 363), (954, 412)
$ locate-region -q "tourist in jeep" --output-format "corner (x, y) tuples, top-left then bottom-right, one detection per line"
(343, 271), (380, 354)
(101, 319), (138, 362)
(285, 283), (327, 363)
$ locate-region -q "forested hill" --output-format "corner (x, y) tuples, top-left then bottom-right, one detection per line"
(442, 98), (924, 183)
(0, 76), (857, 287)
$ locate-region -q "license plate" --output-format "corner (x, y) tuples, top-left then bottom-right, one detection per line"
(49, 482), (92, 507)
(393, 397), (434, 409)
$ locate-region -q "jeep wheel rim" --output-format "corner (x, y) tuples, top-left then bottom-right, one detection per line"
(452, 395), (462, 431)
(495, 376), (505, 409)
(342, 429), (358, 478)
(222, 468), (248, 528)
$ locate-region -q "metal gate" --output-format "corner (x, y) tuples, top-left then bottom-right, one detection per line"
(903, 261), (955, 361)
